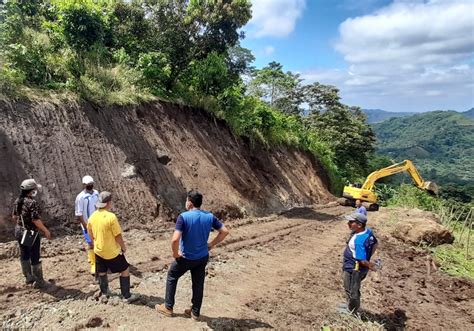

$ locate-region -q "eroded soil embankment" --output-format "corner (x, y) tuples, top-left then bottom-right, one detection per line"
(0, 99), (332, 241)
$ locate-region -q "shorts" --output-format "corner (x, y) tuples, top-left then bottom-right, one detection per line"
(95, 252), (129, 274)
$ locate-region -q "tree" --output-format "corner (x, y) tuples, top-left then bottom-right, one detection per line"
(145, 0), (251, 92)
(0, 0), (44, 45)
(186, 0), (252, 58)
(248, 61), (304, 115)
(303, 82), (375, 179)
(60, 5), (105, 52)
(304, 82), (341, 114)
(226, 44), (255, 79)
(272, 71), (305, 115)
(109, 1), (152, 63)
(186, 51), (229, 96)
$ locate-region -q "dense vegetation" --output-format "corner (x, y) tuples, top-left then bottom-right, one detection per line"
(372, 111), (474, 203)
(0, 0), (376, 191)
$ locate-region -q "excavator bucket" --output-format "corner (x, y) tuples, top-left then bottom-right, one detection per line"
(423, 181), (438, 195)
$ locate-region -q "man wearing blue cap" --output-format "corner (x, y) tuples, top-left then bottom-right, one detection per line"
(342, 212), (378, 314)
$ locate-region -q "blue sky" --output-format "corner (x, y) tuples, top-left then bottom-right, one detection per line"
(241, 0), (474, 112)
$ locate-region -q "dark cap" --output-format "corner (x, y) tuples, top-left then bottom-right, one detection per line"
(96, 191), (112, 208)
(344, 212), (367, 224)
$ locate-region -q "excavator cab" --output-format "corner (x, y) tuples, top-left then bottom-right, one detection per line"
(341, 160), (437, 211)
(342, 186), (379, 210)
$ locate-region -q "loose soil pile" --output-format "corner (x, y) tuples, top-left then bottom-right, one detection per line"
(385, 208), (454, 246)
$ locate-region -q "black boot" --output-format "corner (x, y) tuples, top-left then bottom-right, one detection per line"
(20, 260), (35, 284)
(98, 275), (109, 296)
(31, 262), (47, 288)
(120, 276), (138, 303)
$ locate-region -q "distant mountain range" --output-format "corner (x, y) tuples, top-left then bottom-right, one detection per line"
(372, 110), (474, 201)
(463, 107), (474, 120)
(362, 109), (416, 124)
(362, 108), (474, 124)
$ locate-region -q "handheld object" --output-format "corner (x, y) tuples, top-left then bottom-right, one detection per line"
(80, 223), (92, 245)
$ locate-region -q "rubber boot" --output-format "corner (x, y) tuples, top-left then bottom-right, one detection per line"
(32, 263), (47, 288)
(120, 276), (138, 303)
(98, 275), (109, 296)
(88, 249), (96, 275)
(20, 260), (35, 284)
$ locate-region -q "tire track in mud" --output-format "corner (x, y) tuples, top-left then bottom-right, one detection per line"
(0, 208), (348, 330)
(9, 205), (471, 330)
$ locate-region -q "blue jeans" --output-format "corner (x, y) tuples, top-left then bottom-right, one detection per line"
(165, 255), (208, 316)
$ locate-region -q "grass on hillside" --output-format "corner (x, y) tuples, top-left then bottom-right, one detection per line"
(431, 226), (474, 280)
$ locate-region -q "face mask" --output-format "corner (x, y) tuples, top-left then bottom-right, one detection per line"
(31, 190), (38, 197)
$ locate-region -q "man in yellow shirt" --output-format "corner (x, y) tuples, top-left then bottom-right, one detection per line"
(87, 191), (138, 303)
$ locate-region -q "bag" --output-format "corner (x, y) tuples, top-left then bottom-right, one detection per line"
(21, 229), (39, 247)
(20, 216), (38, 247)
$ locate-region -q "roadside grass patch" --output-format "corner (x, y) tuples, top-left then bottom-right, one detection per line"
(431, 226), (474, 280)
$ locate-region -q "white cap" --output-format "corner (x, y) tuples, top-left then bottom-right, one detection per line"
(82, 175), (94, 185)
(20, 179), (40, 190)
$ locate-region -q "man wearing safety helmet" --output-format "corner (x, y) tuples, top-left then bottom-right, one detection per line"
(74, 175), (100, 279)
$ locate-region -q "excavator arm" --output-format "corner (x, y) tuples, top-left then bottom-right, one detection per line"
(362, 160), (427, 191)
(342, 159), (438, 209)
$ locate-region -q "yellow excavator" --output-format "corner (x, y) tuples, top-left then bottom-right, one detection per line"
(342, 159), (438, 211)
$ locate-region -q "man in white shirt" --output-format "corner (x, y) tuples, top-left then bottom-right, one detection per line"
(75, 175), (99, 278)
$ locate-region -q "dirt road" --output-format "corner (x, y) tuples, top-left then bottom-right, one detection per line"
(1, 204), (473, 330)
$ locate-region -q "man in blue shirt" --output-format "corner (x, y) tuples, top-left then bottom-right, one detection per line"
(355, 199), (368, 217)
(342, 212), (377, 314)
(156, 190), (229, 320)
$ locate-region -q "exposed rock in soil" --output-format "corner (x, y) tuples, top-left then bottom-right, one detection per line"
(121, 164), (137, 179)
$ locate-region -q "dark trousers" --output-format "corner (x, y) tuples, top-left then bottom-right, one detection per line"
(343, 270), (368, 314)
(165, 255), (209, 316)
(16, 226), (41, 265)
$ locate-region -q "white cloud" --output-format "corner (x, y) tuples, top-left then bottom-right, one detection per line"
(314, 0), (474, 111)
(263, 45), (275, 56)
(247, 0), (306, 38)
(336, 1), (474, 65)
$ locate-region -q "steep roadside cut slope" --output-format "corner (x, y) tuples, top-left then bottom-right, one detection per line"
(0, 99), (332, 241)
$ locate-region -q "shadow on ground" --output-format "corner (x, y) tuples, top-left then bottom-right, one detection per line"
(199, 315), (273, 330)
(360, 308), (407, 330)
(136, 294), (165, 308)
(42, 282), (95, 300)
(280, 207), (336, 221)
(129, 264), (143, 279)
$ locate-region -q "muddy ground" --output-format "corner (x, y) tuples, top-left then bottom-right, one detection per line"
(1, 204), (472, 330)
